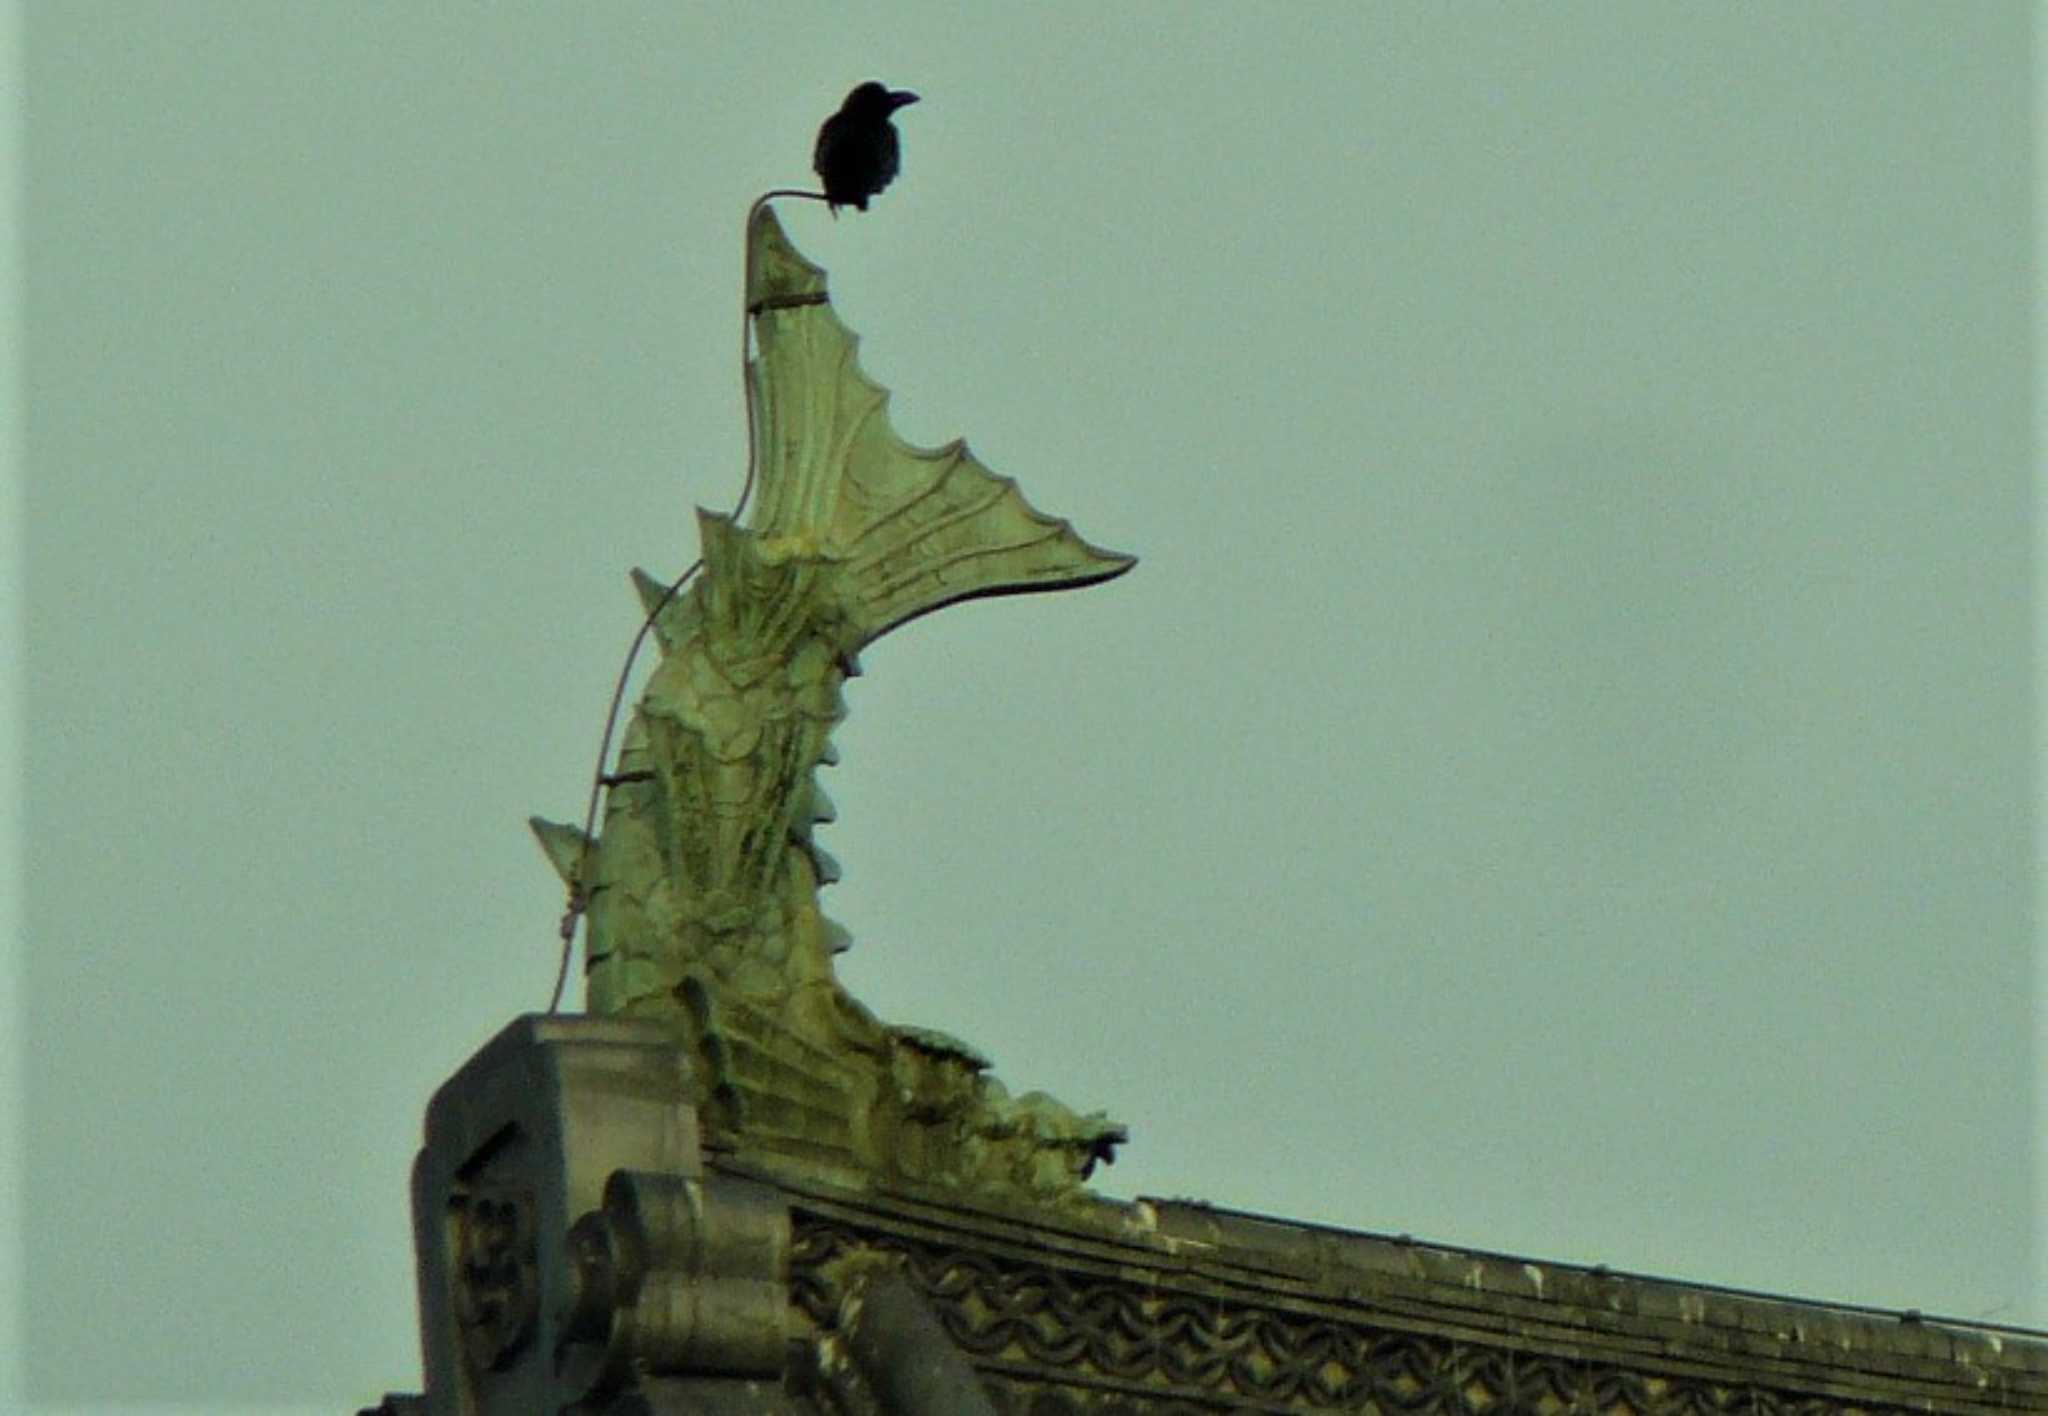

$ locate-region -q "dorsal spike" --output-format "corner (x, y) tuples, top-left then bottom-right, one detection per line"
(528, 817), (596, 887)
(808, 844), (843, 886)
(630, 568), (684, 654)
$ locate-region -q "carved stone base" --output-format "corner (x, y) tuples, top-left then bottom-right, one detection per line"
(409, 1014), (705, 1414)
(383, 1015), (2048, 1416)
(402, 1013), (1002, 1415)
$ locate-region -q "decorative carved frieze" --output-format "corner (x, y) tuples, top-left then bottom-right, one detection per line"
(379, 1019), (2048, 1414)
(788, 1212), (2021, 1415)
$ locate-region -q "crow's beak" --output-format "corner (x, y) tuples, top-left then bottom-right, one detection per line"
(889, 91), (921, 109)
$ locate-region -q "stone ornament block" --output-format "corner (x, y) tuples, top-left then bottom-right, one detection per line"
(410, 1014), (701, 1415)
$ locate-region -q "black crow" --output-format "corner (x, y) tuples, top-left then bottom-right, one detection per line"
(813, 81), (920, 213)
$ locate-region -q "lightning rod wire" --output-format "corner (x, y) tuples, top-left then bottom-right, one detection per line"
(546, 187), (829, 1013)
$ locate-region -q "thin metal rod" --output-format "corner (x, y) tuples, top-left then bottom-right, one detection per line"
(546, 188), (829, 1013)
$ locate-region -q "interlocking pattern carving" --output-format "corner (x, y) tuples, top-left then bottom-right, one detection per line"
(791, 1217), (1918, 1415)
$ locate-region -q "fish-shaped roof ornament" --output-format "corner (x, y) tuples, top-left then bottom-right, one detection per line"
(530, 204), (1132, 1204)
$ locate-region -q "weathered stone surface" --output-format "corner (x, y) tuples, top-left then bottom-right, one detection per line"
(390, 1017), (2048, 1414)
(407, 1015), (702, 1416)
(784, 1174), (2048, 1415)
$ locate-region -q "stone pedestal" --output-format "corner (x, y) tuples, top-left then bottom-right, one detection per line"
(393, 1013), (990, 1416)
(409, 1014), (719, 1414)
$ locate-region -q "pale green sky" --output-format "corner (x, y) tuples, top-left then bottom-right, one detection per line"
(4, 3), (2040, 1407)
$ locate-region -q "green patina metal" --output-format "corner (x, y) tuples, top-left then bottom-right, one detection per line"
(531, 206), (1132, 1204)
